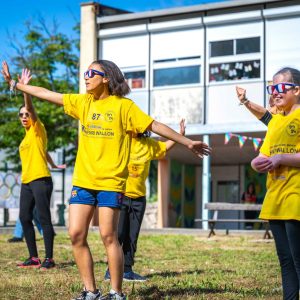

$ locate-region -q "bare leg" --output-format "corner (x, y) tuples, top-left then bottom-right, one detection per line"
(99, 207), (123, 294)
(69, 204), (96, 292)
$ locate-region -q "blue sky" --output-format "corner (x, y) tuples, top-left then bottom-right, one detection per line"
(0, 0), (227, 61)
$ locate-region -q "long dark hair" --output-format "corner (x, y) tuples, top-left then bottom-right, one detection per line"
(92, 60), (131, 97)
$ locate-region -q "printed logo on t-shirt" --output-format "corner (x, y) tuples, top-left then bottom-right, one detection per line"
(286, 120), (300, 136)
(105, 111), (115, 122)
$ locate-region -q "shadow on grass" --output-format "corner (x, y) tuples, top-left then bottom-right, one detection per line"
(146, 269), (204, 279)
(146, 268), (235, 279)
(57, 259), (107, 269)
(133, 286), (227, 299)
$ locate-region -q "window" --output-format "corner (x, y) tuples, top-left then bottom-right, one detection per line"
(153, 66), (200, 87)
(124, 71), (146, 89)
(236, 37), (260, 54)
(210, 37), (260, 57)
(210, 40), (234, 57)
(209, 60), (260, 82)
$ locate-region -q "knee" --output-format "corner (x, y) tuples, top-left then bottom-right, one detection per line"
(69, 229), (87, 247)
(101, 231), (118, 248)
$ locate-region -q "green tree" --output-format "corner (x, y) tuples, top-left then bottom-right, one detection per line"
(0, 19), (79, 168)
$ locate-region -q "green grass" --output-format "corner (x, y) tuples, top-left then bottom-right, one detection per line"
(0, 231), (281, 299)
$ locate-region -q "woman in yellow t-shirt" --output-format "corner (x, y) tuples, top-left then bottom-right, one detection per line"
(12, 69), (64, 270)
(1, 60), (211, 300)
(251, 67), (300, 300)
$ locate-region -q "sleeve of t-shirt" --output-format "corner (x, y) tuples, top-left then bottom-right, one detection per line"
(148, 139), (167, 160)
(32, 119), (47, 139)
(126, 102), (154, 134)
(63, 94), (85, 120)
(32, 119), (48, 150)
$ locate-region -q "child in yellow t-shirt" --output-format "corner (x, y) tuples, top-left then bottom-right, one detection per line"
(251, 67), (300, 300)
(2, 60), (211, 300)
(105, 119), (185, 282)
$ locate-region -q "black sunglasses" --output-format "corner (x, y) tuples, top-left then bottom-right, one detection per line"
(19, 112), (30, 118)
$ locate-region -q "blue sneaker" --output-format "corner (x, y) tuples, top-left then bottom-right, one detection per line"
(123, 271), (147, 282)
(104, 269), (110, 281)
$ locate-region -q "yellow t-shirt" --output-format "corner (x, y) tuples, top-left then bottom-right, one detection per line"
(125, 137), (166, 198)
(19, 119), (51, 184)
(259, 109), (300, 220)
(63, 94), (154, 192)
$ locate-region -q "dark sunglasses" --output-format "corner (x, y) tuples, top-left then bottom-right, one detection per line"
(19, 112), (30, 118)
(84, 69), (105, 79)
(266, 83), (299, 95)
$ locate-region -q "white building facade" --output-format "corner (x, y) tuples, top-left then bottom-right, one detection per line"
(80, 0), (300, 229)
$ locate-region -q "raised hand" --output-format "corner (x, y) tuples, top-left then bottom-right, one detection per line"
(179, 118), (186, 136)
(18, 68), (32, 85)
(188, 141), (212, 158)
(236, 86), (247, 104)
(1, 61), (12, 83)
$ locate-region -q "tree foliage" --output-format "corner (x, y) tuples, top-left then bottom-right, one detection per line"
(0, 19), (79, 167)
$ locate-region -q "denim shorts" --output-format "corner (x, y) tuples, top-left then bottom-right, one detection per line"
(69, 186), (123, 209)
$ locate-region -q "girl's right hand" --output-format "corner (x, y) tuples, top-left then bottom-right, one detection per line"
(18, 68), (32, 85)
(235, 86), (247, 104)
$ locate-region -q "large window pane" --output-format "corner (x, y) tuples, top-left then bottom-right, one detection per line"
(210, 40), (233, 57)
(209, 60), (260, 82)
(153, 66), (200, 87)
(236, 37), (260, 54)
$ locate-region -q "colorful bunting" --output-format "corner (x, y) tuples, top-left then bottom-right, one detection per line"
(252, 138), (262, 151)
(224, 133), (263, 151)
(224, 133), (232, 144)
(238, 135), (247, 148)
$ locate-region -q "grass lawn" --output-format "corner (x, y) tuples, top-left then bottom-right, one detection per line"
(0, 231), (281, 299)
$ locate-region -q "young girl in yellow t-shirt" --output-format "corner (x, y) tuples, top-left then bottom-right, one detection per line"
(2, 60), (211, 300)
(251, 67), (300, 300)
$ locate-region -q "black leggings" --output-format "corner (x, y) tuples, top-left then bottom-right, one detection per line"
(118, 196), (146, 272)
(270, 220), (300, 300)
(19, 177), (54, 259)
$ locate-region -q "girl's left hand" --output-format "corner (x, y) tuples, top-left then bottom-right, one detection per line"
(188, 141), (212, 158)
(18, 68), (32, 85)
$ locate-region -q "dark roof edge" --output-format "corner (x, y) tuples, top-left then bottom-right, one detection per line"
(97, 0), (283, 24)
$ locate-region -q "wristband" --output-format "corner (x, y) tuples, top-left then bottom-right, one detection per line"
(239, 97), (250, 106)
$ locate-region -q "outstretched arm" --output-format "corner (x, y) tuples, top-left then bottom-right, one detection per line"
(236, 86), (268, 120)
(2, 61), (63, 106)
(148, 120), (211, 158)
(18, 68), (38, 123)
(165, 119), (186, 151)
